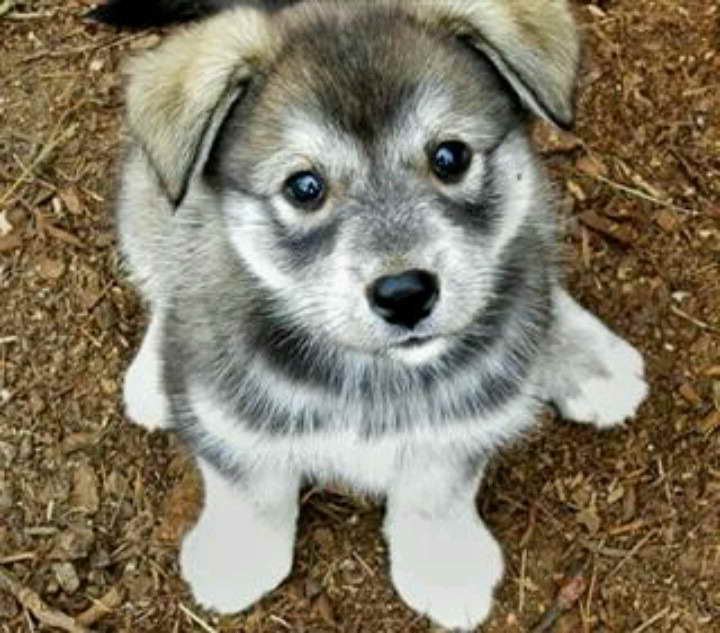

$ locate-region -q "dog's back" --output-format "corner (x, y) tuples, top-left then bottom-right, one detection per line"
(88, 0), (295, 27)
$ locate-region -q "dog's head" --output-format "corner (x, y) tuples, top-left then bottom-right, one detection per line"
(125, 0), (579, 364)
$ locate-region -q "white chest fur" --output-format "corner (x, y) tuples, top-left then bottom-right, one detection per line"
(187, 382), (539, 493)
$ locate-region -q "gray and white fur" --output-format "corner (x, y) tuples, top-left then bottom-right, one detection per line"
(115, 1), (648, 629)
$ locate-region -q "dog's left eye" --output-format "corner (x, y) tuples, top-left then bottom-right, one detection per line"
(284, 171), (325, 210)
(430, 141), (472, 182)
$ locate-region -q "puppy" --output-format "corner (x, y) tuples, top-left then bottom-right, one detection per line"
(111, 1), (648, 629)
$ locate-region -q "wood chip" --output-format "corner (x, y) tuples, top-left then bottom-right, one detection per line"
(578, 210), (634, 245)
(44, 223), (85, 248)
(622, 484), (637, 523)
(77, 586), (123, 626)
(576, 506), (601, 535)
(576, 154), (608, 178)
(61, 433), (97, 455)
(72, 463), (100, 514)
(58, 188), (83, 215)
(566, 179), (587, 202)
(0, 210), (13, 236)
(50, 526), (95, 561)
(315, 593), (337, 628)
(0, 234), (22, 252)
(678, 382), (702, 407)
(655, 208), (681, 233)
(52, 561), (80, 594)
(607, 484), (625, 505)
(699, 411), (720, 435)
(36, 256), (66, 280)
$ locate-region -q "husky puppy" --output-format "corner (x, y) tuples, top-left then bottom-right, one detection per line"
(113, 1), (648, 629)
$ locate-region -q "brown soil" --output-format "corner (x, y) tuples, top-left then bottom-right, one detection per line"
(1, 1), (719, 632)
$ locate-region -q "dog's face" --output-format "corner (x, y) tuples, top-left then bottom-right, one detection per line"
(125, 1), (579, 364)
(208, 13), (533, 362)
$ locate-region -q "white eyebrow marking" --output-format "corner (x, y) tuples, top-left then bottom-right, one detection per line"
(249, 111), (367, 196)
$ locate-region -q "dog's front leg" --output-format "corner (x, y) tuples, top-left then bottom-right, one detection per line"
(123, 311), (170, 431)
(180, 457), (300, 613)
(546, 286), (648, 429)
(384, 455), (503, 631)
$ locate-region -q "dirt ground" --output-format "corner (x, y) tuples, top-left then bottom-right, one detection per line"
(0, 1), (718, 632)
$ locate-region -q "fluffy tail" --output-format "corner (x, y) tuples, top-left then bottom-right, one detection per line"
(87, 0), (294, 28)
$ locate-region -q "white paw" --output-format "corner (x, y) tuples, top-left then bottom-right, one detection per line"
(123, 347), (169, 430)
(554, 333), (648, 429)
(180, 509), (294, 613)
(386, 513), (504, 631)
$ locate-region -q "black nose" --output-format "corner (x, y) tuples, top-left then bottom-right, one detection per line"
(369, 269), (439, 329)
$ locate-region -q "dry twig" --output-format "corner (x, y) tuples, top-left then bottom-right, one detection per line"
(0, 566), (93, 633)
(529, 558), (589, 633)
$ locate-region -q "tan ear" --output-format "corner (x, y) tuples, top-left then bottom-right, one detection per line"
(411, 0), (580, 128)
(124, 8), (275, 204)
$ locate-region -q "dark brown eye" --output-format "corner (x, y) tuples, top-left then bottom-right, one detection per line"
(284, 171), (325, 210)
(431, 141), (472, 181)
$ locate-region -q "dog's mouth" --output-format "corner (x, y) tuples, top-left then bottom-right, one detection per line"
(395, 336), (435, 348)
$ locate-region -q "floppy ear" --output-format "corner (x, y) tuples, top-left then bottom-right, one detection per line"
(124, 8), (275, 205)
(412, 0), (580, 128)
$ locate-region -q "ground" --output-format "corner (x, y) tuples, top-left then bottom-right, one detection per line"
(0, 1), (718, 632)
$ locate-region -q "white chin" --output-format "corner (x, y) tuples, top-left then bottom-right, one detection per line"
(387, 337), (448, 366)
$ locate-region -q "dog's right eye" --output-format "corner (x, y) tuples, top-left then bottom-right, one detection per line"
(284, 171), (326, 210)
(430, 141), (472, 182)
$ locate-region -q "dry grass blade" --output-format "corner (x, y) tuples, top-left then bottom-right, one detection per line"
(0, 0), (14, 18)
(0, 566), (94, 633)
(582, 172), (693, 215)
(669, 305), (720, 333)
(630, 606), (671, 633)
(178, 603), (219, 633)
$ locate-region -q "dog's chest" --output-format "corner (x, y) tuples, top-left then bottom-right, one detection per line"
(187, 382), (538, 493)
